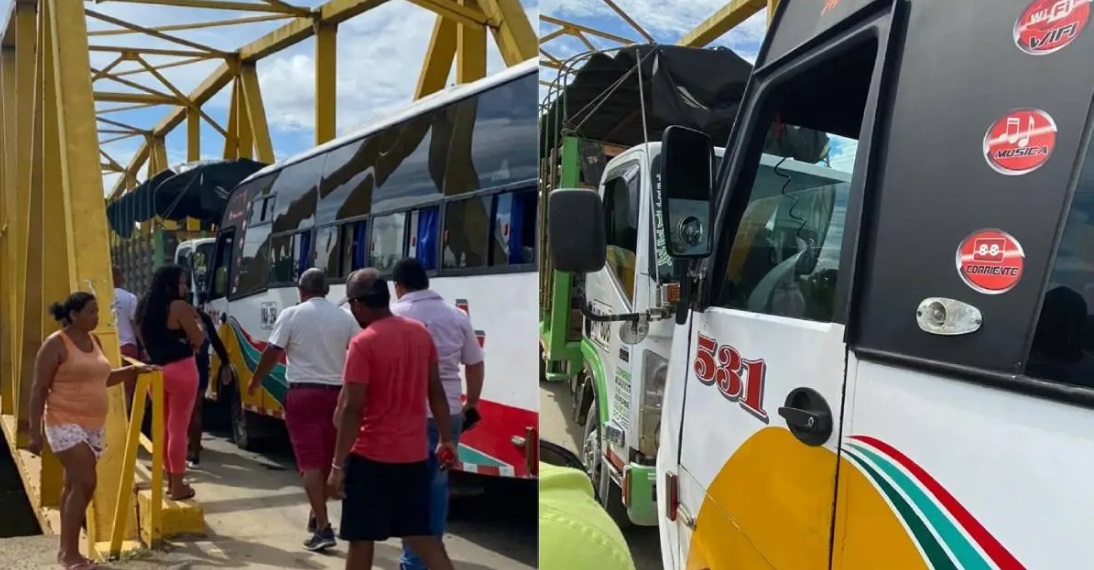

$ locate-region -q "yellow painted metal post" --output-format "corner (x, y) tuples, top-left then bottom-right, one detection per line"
(18, 0), (46, 457)
(314, 22), (337, 145)
(415, 15), (457, 99)
(478, 0), (536, 65)
(186, 106), (200, 231)
(768, 0), (778, 23)
(457, 1), (487, 84)
(38, 0), (64, 508)
(234, 77), (254, 160)
(239, 63), (274, 164)
(222, 79), (239, 159)
(45, 0), (136, 557)
(11, 1), (36, 446)
(0, 46), (15, 416)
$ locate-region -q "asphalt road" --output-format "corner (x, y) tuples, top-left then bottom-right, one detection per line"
(539, 381), (663, 570)
(139, 423), (538, 570)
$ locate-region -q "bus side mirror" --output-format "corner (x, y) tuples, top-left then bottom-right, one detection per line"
(660, 126), (714, 259)
(548, 188), (606, 274)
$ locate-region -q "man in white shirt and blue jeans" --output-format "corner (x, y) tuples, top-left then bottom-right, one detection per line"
(249, 268), (359, 552)
(111, 266), (141, 402)
(391, 258), (485, 570)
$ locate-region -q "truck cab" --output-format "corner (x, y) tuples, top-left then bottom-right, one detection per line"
(548, 0), (1094, 568)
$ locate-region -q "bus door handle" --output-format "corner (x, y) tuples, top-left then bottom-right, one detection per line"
(777, 387), (833, 447)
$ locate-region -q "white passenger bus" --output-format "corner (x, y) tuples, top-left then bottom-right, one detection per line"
(201, 59), (540, 480)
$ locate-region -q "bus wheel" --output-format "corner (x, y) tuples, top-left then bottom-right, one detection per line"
(229, 386), (255, 451)
(582, 401), (631, 529)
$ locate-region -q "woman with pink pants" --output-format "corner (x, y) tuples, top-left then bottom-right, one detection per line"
(137, 264), (205, 501)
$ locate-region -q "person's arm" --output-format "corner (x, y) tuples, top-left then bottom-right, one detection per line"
(426, 338), (454, 445)
(458, 316), (485, 409)
(170, 300), (205, 350)
(332, 337), (369, 470)
(89, 335), (157, 387)
(28, 336), (64, 452)
(125, 295), (139, 349)
(197, 310), (231, 364)
(107, 364), (157, 387)
(250, 309), (291, 393)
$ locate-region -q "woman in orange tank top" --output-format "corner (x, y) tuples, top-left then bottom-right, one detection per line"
(27, 292), (157, 570)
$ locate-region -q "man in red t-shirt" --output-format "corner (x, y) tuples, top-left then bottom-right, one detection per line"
(328, 268), (457, 570)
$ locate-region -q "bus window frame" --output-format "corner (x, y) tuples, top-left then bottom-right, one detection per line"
(209, 227), (237, 302)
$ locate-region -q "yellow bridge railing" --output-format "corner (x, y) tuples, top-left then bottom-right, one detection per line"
(107, 359), (165, 557)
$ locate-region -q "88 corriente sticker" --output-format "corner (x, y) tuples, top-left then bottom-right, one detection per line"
(1014, 0), (1091, 55)
(983, 109), (1057, 176)
(956, 230), (1025, 295)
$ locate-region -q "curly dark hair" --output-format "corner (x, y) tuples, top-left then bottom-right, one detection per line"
(137, 264), (186, 341)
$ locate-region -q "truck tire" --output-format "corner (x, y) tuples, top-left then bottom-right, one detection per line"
(582, 400), (632, 529)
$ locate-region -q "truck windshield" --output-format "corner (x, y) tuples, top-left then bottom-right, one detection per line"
(1027, 137), (1094, 388)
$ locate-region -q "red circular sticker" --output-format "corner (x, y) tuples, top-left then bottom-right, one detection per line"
(1014, 0), (1091, 55)
(982, 109), (1057, 176)
(955, 230), (1025, 295)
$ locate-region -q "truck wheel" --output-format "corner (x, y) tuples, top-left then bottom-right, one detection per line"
(229, 385), (255, 451)
(582, 401), (632, 529)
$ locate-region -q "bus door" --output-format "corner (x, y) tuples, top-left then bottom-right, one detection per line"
(667, 3), (897, 568)
(205, 228), (236, 400)
(585, 155), (645, 498)
(836, 0), (1094, 568)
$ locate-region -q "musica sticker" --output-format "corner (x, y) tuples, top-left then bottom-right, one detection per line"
(983, 109), (1057, 176)
(956, 229), (1025, 295)
(1014, 0), (1091, 56)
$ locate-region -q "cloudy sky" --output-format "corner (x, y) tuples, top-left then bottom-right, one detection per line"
(0, 0), (851, 193)
(0, 0), (535, 193)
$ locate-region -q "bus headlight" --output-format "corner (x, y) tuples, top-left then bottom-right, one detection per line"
(639, 350), (668, 457)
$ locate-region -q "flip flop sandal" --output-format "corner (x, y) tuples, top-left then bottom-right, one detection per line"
(169, 485), (196, 501)
(60, 561), (97, 570)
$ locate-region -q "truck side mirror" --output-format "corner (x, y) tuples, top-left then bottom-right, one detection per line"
(659, 126), (715, 259)
(548, 188), (606, 274)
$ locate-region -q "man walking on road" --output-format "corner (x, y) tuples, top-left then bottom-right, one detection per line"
(250, 268), (359, 552)
(390, 258), (485, 570)
(112, 266), (141, 402)
(329, 268), (458, 570)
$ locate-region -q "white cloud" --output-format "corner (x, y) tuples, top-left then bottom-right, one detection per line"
(542, 0), (768, 49)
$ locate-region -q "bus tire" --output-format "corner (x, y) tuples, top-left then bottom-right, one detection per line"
(582, 400), (632, 529)
(229, 384), (256, 451)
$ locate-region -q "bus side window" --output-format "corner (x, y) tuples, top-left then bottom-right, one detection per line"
(314, 225), (341, 279)
(491, 188), (536, 266)
(294, 231), (312, 279)
(370, 213), (407, 273)
(442, 196), (490, 269)
(1026, 137), (1094, 389)
(408, 207), (440, 271)
(340, 221), (368, 275)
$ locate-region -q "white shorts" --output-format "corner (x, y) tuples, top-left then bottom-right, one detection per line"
(44, 423), (106, 458)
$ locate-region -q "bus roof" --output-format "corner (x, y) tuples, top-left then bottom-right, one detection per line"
(241, 58), (538, 185)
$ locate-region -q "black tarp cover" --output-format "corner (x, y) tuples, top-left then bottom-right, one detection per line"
(106, 158), (267, 238)
(541, 44), (831, 165)
(541, 45), (753, 151)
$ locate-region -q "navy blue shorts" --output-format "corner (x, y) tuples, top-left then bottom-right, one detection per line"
(339, 454), (431, 542)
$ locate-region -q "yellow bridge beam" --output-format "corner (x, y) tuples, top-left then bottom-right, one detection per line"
(677, 0), (770, 47)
